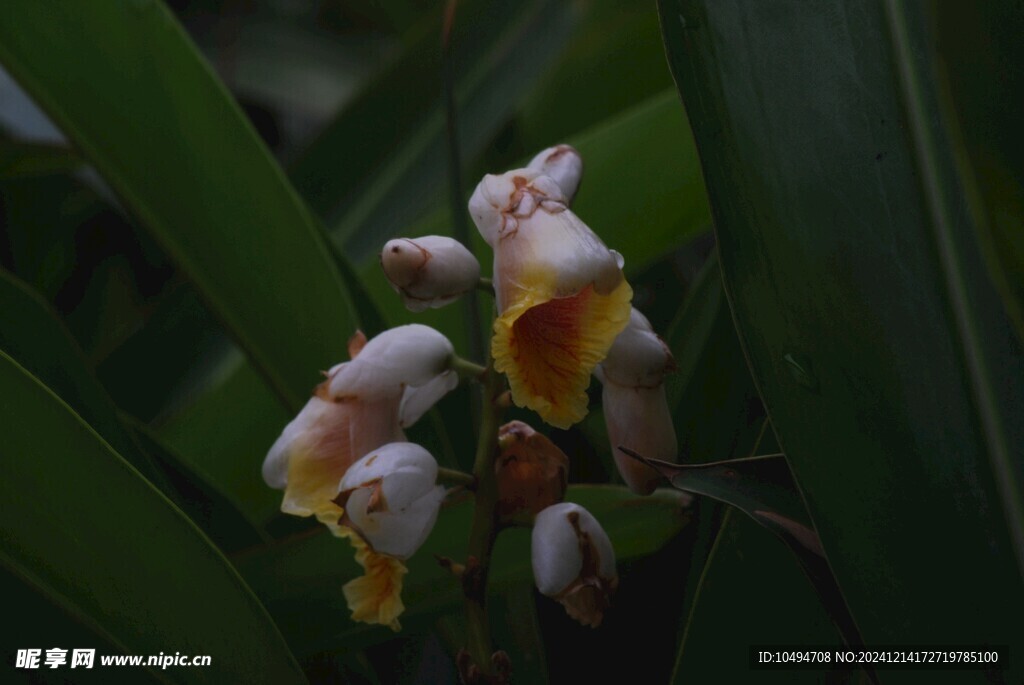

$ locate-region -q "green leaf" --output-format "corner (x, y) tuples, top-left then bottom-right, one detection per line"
(570, 90), (711, 274)
(629, 452), (813, 540)
(673, 511), (856, 684)
(626, 448), (861, 647)
(659, 0), (1024, 662)
(234, 485), (690, 655)
(128, 417), (269, 552)
(157, 354), (290, 526)
(0, 349), (305, 684)
(663, 253), (765, 461)
(0, 268), (268, 550)
(0, 269), (164, 485)
(0, 0), (357, 411)
(0, 138), (80, 179)
(516, 0), (675, 149)
(927, 3), (1024, 344)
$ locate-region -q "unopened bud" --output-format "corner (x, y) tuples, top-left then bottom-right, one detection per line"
(595, 308), (678, 495)
(334, 442), (446, 559)
(381, 236), (481, 312)
(531, 503), (617, 627)
(527, 144), (583, 204)
(495, 421), (568, 522)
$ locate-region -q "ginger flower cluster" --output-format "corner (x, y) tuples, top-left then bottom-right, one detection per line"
(262, 145), (678, 631)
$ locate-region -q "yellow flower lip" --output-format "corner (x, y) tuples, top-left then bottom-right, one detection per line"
(493, 280), (633, 429)
(340, 528), (408, 631)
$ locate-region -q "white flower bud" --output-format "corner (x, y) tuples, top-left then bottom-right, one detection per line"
(532, 502), (617, 627)
(595, 308), (678, 495)
(381, 236), (481, 312)
(328, 325), (457, 426)
(335, 442), (446, 560)
(527, 144), (583, 204)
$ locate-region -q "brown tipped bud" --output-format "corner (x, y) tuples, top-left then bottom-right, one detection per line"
(381, 236), (481, 312)
(532, 503), (618, 627)
(495, 421), (569, 522)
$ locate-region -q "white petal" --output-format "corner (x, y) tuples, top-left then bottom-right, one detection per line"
(599, 307), (674, 388)
(328, 325), (454, 400)
(380, 461), (437, 510)
(602, 383), (677, 495)
(340, 442), (436, 492)
(347, 485), (445, 559)
(531, 503), (585, 596)
(399, 370), (458, 427)
(527, 145), (583, 203)
(376, 485), (446, 558)
(262, 396), (336, 488)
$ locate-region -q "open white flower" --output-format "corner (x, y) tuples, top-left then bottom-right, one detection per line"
(262, 325), (457, 533)
(594, 307), (677, 495)
(532, 502), (618, 627)
(333, 442), (446, 630)
(469, 159), (632, 429)
(381, 236), (481, 312)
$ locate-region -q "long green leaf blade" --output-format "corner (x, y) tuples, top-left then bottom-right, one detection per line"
(659, 0), (1024, 664)
(0, 349), (305, 684)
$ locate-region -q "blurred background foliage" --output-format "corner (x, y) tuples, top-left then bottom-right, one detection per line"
(0, 0), (1020, 683)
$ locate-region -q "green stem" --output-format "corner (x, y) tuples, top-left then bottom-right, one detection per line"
(464, 364), (505, 673)
(437, 466), (476, 488)
(451, 354), (488, 381)
(476, 277), (495, 296)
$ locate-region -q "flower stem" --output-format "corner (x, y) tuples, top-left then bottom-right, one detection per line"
(437, 467), (476, 488)
(451, 355), (488, 382)
(476, 277), (495, 296)
(463, 364), (505, 673)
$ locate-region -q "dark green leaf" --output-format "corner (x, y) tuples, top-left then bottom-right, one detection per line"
(128, 417), (269, 552)
(673, 511), (860, 684)
(157, 355), (290, 526)
(659, 0), (1024, 662)
(516, 0), (675, 150)
(663, 252), (765, 461)
(928, 3), (1024, 344)
(0, 268), (164, 485)
(0, 349), (305, 684)
(0, 139), (80, 179)
(624, 448), (862, 647)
